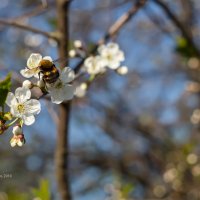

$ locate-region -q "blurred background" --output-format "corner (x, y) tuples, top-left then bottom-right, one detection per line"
(0, 0), (200, 199)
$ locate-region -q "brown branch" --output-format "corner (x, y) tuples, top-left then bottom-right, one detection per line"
(0, 19), (58, 41)
(74, 0), (148, 73)
(55, 0), (72, 200)
(152, 0), (200, 56)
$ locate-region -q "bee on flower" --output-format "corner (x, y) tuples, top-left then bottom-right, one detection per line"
(46, 67), (76, 104)
(20, 53), (76, 104)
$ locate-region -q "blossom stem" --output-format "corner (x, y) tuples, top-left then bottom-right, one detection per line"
(89, 74), (96, 82)
(7, 118), (19, 127)
(1, 105), (4, 113)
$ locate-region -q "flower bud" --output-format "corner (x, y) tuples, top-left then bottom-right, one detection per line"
(69, 49), (76, 58)
(12, 125), (22, 135)
(74, 40), (82, 48)
(10, 134), (26, 147)
(75, 83), (87, 98)
(116, 66), (128, 75)
(3, 112), (12, 121)
(22, 80), (32, 89)
(0, 120), (8, 135)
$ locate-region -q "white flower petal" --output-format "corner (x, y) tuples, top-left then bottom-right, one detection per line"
(15, 87), (31, 103)
(49, 89), (63, 104)
(116, 50), (125, 62)
(43, 56), (53, 62)
(20, 69), (35, 78)
(22, 115), (35, 126)
(84, 57), (93, 67)
(17, 140), (24, 147)
(50, 96), (63, 104)
(62, 84), (75, 101)
(48, 84), (75, 104)
(107, 42), (119, 53)
(27, 53), (42, 69)
(98, 44), (106, 55)
(10, 139), (17, 147)
(34, 73), (40, 79)
(60, 67), (75, 83)
(12, 126), (22, 135)
(6, 92), (17, 107)
(108, 60), (120, 69)
(22, 80), (32, 89)
(84, 56), (105, 75)
(24, 99), (41, 115)
(10, 106), (19, 117)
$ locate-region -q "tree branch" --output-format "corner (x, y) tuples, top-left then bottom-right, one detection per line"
(0, 19), (58, 41)
(74, 0), (148, 73)
(152, 0), (200, 56)
(55, 0), (72, 200)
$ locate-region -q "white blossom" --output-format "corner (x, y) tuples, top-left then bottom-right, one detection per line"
(12, 125), (22, 135)
(75, 83), (87, 98)
(22, 80), (32, 88)
(6, 87), (41, 126)
(69, 49), (76, 58)
(47, 67), (75, 104)
(10, 134), (25, 147)
(98, 42), (124, 69)
(84, 56), (106, 75)
(20, 53), (53, 78)
(116, 66), (128, 75)
(74, 40), (82, 48)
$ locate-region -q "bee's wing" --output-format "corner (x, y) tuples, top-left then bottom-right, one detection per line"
(53, 57), (68, 65)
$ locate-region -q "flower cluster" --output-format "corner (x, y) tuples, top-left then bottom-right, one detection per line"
(84, 42), (127, 75)
(20, 53), (76, 104)
(1, 41), (126, 147)
(75, 42), (128, 98)
(3, 53), (76, 147)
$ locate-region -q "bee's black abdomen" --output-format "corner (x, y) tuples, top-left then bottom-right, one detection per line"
(39, 61), (60, 84)
(43, 70), (60, 84)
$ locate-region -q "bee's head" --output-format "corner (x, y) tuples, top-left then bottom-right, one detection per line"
(39, 59), (53, 70)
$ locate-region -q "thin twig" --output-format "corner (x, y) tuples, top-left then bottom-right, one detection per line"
(74, 0), (148, 73)
(0, 19), (58, 41)
(152, 0), (200, 56)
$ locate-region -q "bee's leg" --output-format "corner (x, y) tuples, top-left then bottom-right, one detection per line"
(39, 72), (41, 80)
(42, 78), (48, 92)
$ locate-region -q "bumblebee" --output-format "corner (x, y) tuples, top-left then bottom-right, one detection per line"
(38, 59), (60, 84)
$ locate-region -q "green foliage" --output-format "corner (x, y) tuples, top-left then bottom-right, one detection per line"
(0, 73), (11, 107)
(32, 179), (51, 200)
(121, 183), (134, 198)
(6, 190), (29, 200)
(175, 37), (197, 59)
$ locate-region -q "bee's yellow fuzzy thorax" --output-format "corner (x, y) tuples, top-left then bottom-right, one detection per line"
(39, 59), (53, 69)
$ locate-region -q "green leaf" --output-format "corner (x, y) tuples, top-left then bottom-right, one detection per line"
(0, 73), (11, 107)
(32, 179), (51, 200)
(175, 37), (197, 58)
(121, 183), (134, 197)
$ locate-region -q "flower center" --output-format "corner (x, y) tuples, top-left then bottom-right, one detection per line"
(107, 54), (113, 61)
(17, 104), (25, 114)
